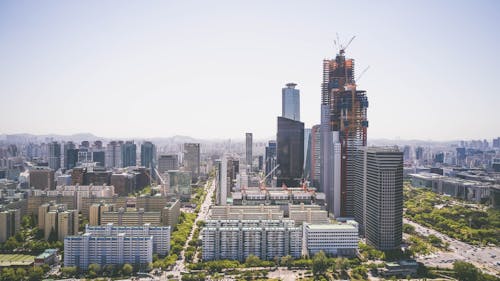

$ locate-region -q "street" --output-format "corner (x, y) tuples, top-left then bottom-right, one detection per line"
(162, 179), (216, 280)
(404, 218), (500, 276)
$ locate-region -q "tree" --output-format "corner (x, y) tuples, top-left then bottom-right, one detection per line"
(312, 251), (329, 276)
(453, 261), (479, 281)
(336, 257), (350, 272)
(280, 255), (293, 268)
(245, 254), (262, 267)
(122, 263), (133, 275)
(403, 223), (416, 234)
(28, 266), (44, 281)
(61, 266), (77, 277)
(88, 263), (101, 278)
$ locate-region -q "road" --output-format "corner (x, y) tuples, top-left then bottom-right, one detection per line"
(162, 179), (216, 280)
(404, 218), (500, 276)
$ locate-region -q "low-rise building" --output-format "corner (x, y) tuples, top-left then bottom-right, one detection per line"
(34, 249), (59, 266)
(100, 207), (161, 226)
(379, 260), (418, 277)
(304, 221), (359, 257)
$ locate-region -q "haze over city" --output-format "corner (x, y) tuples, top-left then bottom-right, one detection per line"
(1, 0), (499, 140)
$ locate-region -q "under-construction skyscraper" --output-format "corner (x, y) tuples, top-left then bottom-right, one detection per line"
(320, 46), (368, 217)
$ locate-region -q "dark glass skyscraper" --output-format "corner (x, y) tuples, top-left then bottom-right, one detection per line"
(48, 141), (61, 171)
(140, 141), (156, 169)
(276, 116), (304, 187)
(121, 141), (137, 168)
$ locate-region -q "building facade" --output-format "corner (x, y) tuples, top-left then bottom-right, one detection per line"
(183, 143), (200, 182)
(282, 83), (300, 121)
(304, 221), (359, 257)
(202, 219), (302, 261)
(277, 117), (304, 187)
(64, 233), (153, 269)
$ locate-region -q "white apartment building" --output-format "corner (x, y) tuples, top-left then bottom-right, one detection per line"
(304, 221), (359, 257)
(85, 223), (171, 256)
(202, 219), (302, 261)
(64, 232), (153, 269)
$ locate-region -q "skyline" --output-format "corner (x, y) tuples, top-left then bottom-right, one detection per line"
(1, 1), (499, 141)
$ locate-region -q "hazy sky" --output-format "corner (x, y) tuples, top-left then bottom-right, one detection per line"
(1, 0), (499, 141)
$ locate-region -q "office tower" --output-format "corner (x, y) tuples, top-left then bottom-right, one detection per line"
(265, 141), (277, 178)
(217, 155), (229, 205)
(158, 155), (179, 174)
(121, 141), (136, 168)
(246, 133), (253, 169)
(415, 147), (424, 161)
(402, 145), (411, 162)
(111, 172), (136, 196)
(183, 143), (200, 182)
(64, 233), (153, 270)
(92, 151), (105, 167)
(276, 116), (304, 187)
(493, 137), (500, 148)
(165, 170), (192, 201)
(320, 47), (368, 217)
(309, 125), (321, 187)
(48, 141), (61, 170)
(141, 141), (156, 169)
(303, 128), (312, 180)
(106, 141), (122, 168)
(63, 142), (77, 169)
(29, 167), (55, 190)
(0, 209), (20, 243)
(355, 147), (403, 250)
(282, 83), (300, 121)
(456, 147), (466, 166)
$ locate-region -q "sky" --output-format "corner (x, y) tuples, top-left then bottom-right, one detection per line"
(0, 0), (499, 141)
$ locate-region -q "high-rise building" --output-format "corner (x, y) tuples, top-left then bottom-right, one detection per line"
(29, 167), (55, 190)
(202, 219), (302, 261)
(141, 141), (156, 169)
(92, 151), (105, 167)
(158, 155), (179, 174)
(303, 128), (312, 180)
(245, 133), (253, 169)
(320, 47), (368, 217)
(309, 125), (321, 187)
(265, 141), (277, 180)
(282, 83), (300, 121)
(276, 117), (304, 187)
(493, 137), (500, 148)
(355, 147), (403, 250)
(89, 202), (115, 225)
(121, 141), (137, 168)
(64, 233), (153, 270)
(63, 142), (77, 170)
(48, 141), (61, 171)
(183, 143), (200, 182)
(106, 141), (122, 168)
(0, 208), (20, 243)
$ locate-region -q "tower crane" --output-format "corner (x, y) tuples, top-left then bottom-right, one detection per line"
(259, 164), (280, 191)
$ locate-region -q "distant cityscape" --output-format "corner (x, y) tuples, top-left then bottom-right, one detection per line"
(1, 45), (499, 280)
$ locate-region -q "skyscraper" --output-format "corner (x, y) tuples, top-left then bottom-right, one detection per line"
(106, 141), (122, 168)
(309, 125), (321, 188)
(183, 143), (200, 182)
(354, 147), (403, 250)
(63, 142), (77, 170)
(245, 133), (253, 169)
(282, 83), (300, 121)
(265, 140), (277, 184)
(303, 128), (312, 181)
(277, 116), (304, 187)
(48, 141), (61, 171)
(121, 141), (137, 168)
(141, 141), (156, 169)
(158, 154), (179, 174)
(320, 47), (368, 217)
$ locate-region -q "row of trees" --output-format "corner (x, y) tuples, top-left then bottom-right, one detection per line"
(0, 266), (46, 281)
(61, 263), (133, 278)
